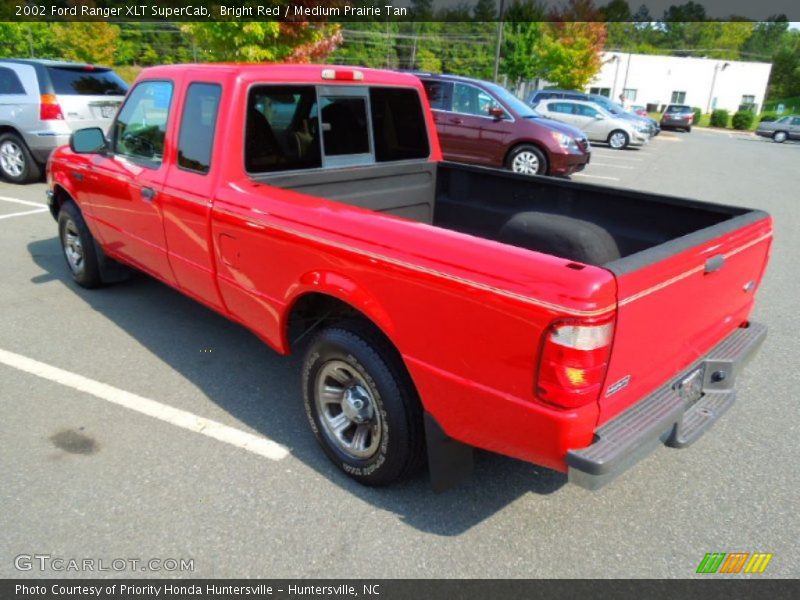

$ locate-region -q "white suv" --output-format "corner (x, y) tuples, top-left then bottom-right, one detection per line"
(0, 59), (128, 183)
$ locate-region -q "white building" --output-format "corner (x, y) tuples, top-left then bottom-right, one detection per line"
(587, 52), (772, 113)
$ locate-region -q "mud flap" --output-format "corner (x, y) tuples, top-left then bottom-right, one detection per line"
(94, 239), (131, 284)
(424, 412), (474, 493)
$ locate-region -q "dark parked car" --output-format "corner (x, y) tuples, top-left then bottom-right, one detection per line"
(660, 104), (695, 132)
(417, 74), (590, 177)
(755, 115), (800, 143)
(527, 89), (659, 137)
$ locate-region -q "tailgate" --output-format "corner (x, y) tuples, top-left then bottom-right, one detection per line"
(57, 94), (123, 132)
(599, 214), (772, 424)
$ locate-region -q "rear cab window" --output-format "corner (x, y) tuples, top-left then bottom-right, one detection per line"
(47, 66), (128, 96)
(245, 84), (429, 174)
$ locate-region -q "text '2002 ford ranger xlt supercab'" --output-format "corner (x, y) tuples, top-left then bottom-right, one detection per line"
(46, 65), (772, 491)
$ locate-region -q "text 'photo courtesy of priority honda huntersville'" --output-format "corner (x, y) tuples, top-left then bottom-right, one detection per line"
(46, 64), (772, 491)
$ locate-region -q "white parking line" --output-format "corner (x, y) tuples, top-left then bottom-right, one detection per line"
(0, 208), (48, 220)
(587, 162), (635, 169)
(0, 347), (290, 461)
(589, 153), (643, 161)
(0, 195), (47, 208)
(573, 173), (620, 181)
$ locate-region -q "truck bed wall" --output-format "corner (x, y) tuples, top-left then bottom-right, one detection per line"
(433, 163), (749, 262)
(252, 160), (437, 224)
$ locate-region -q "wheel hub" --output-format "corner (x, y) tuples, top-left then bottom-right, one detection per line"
(342, 385), (374, 424)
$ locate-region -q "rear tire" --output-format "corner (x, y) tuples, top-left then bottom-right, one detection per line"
(686, 125), (692, 133)
(773, 131), (788, 143)
(58, 201), (103, 288)
(607, 130), (629, 149)
(0, 132), (41, 184)
(506, 144), (548, 176)
(302, 321), (425, 486)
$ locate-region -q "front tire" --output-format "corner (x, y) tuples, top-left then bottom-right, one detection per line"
(608, 130), (629, 149)
(302, 322), (424, 486)
(773, 131), (788, 143)
(506, 144), (548, 176)
(58, 201), (103, 288)
(0, 133), (41, 184)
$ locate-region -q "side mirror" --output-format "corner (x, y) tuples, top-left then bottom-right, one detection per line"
(70, 128), (107, 154)
(488, 106), (505, 119)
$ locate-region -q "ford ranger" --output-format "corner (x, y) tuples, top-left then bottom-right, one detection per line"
(46, 65), (772, 490)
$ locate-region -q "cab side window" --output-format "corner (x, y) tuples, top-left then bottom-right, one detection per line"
(113, 80), (173, 167)
(177, 83), (221, 174)
(575, 104), (599, 118)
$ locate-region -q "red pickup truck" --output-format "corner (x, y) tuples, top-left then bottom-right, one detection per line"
(46, 64), (771, 490)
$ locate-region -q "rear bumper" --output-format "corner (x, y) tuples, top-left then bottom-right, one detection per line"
(567, 322), (767, 490)
(23, 130), (71, 163)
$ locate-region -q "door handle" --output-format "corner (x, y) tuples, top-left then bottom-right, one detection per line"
(705, 254), (725, 274)
(449, 118), (464, 125)
(140, 187), (156, 202)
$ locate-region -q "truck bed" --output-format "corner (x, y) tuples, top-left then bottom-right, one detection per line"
(433, 162), (765, 272)
(257, 160), (765, 272)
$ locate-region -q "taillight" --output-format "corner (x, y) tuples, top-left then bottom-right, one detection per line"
(687, 114), (694, 122)
(536, 316), (615, 409)
(40, 94), (64, 121)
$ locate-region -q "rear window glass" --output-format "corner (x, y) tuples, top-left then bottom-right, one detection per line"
(246, 85), (429, 174)
(666, 105), (692, 113)
(369, 88), (429, 162)
(246, 85), (322, 173)
(320, 95), (370, 156)
(47, 67), (128, 96)
(0, 67), (25, 94)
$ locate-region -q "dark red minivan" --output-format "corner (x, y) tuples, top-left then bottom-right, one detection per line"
(417, 73), (590, 177)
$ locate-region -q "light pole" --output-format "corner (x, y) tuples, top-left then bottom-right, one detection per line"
(706, 62), (729, 113)
(493, 0), (507, 83)
(610, 54), (621, 99)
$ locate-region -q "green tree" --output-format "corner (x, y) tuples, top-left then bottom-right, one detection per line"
(742, 18), (790, 60)
(180, 22), (342, 63)
(473, 0), (498, 20)
(770, 30), (800, 98)
(52, 22), (120, 65)
(0, 23), (59, 59)
(501, 1), (546, 86)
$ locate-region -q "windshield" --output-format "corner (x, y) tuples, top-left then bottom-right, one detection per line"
(484, 82), (540, 118)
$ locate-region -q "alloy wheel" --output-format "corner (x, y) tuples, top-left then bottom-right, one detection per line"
(314, 359), (383, 460)
(0, 140), (25, 178)
(511, 151), (540, 175)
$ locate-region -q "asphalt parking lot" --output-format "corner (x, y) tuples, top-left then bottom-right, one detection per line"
(1, 129), (798, 578)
